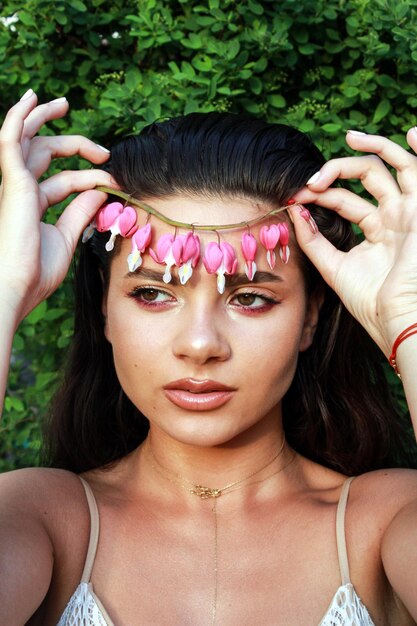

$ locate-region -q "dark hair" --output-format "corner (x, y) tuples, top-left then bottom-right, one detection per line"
(43, 112), (415, 474)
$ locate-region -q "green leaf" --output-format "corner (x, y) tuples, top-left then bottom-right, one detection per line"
(26, 301), (47, 325)
(267, 94), (286, 108)
(69, 0), (88, 11)
(372, 99), (391, 124)
(321, 123), (342, 133)
(192, 54), (212, 71)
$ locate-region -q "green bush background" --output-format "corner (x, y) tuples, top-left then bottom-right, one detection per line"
(1, 0), (415, 470)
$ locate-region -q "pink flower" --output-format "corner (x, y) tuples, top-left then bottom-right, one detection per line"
(259, 224), (281, 269)
(279, 223), (290, 264)
(95, 202), (138, 251)
(127, 223), (152, 272)
(241, 232), (257, 280)
(149, 233), (177, 283)
(203, 241), (237, 294)
(177, 233), (201, 285)
(300, 208), (319, 234)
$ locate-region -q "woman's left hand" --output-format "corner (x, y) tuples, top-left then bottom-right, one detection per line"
(290, 128), (417, 359)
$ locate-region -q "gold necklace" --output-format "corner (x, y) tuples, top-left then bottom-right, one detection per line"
(147, 436), (290, 625)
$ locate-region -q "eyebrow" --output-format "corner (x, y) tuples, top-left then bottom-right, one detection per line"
(124, 267), (283, 287)
(124, 268), (180, 286)
(225, 271), (284, 287)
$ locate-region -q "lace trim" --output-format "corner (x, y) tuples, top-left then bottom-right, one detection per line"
(56, 582), (109, 626)
(319, 583), (375, 626)
(57, 581), (375, 626)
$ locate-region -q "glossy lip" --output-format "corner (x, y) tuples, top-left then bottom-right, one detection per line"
(164, 378), (235, 392)
(163, 378), (236, 411)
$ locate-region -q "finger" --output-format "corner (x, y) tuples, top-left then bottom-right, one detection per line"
(55, 190), (108, 254)
(293, 186), (375, 226)
(39, 169), (116, 214)
(288, 203), (344, 292)
(305, 153), (400, 204)
(345, 131), (417, 195)
(0, 90), (38, 178)
(26, 135), (110, 179)
(406, 127), (417, 155)
(22, 97), (69, 140)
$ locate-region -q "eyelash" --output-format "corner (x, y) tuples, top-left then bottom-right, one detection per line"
(128, 286), (176, 309)
(127, 286), (280, 313)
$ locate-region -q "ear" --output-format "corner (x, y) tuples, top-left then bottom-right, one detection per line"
(299, 284), (325, 352)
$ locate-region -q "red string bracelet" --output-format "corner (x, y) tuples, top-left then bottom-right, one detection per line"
(389, 323), (417, 379)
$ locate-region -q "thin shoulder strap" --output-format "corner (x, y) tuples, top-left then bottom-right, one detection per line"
(335, 476), (355, 586)
(78, 476), (100, 583)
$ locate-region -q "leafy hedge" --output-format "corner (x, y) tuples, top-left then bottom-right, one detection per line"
(1, 0), (416, 470)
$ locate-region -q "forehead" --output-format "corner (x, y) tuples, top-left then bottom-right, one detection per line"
(125, 193), (291, 243)
(141, 194), (273, 225)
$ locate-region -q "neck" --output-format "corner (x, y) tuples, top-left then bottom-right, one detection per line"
(138, 421), (295, 506)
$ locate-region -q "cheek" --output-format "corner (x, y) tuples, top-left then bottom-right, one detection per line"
(105, 299), (168, 387)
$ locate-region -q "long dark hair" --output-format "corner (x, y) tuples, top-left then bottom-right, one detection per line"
(43, 113), (415, 474)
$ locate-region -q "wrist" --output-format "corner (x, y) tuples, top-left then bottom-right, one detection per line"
(0, 288), (26, 331)
(386, 320), (417, 379)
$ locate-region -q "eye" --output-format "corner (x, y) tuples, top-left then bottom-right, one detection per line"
(128, 286), (175, 307)
(230, 291), (279, 311)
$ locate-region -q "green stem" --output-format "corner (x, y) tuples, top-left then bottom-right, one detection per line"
(95, 186), (291, 231)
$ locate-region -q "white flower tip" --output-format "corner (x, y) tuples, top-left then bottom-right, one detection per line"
(179, 264), (193, 285)
(217, 273), (225, 294)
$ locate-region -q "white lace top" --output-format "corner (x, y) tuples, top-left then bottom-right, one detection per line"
(57, 476), (375, 626)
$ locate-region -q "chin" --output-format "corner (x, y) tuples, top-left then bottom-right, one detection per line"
(150, 414), (259, 449)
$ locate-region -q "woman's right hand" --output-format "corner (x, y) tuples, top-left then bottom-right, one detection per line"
(0, 90), (115, 325)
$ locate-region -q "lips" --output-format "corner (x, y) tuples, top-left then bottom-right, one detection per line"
(163, 378), (236, 411)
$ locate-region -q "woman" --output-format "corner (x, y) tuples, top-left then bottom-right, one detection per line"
(0, 90), (416, 625)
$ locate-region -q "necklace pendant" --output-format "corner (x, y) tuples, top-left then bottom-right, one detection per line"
(191, 485), (222, 499)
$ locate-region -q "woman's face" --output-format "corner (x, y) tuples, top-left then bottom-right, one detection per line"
(103, 195), (321, 447)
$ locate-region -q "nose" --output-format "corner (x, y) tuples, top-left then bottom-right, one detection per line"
(172, 304), (231, 366)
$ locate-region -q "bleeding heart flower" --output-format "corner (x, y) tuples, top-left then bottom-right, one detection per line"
(300, 208), (319, 234)
(177, 233), (201, 285)
(259, 224), (281, 269)
(149, 233), (177, 283)
(241, 232), (257, 280)
(127, 223), (152, 272)
(279, 223), (290, 264)
(203, 241), (237, 294)
(95, 202), (138, 251)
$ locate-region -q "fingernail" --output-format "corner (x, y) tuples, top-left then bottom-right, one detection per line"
(50, 97), (67, 104)
(306, 172), (320, 185)
(20, 88), (34, 101)
(96, 144), (110, 153)
(299, 206), (318, 235)
(347, 129), (367, 136)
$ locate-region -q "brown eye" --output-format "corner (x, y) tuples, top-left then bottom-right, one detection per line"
(128, 287), (174, 306)
(236, 293), (257, 306)
(141, 289), (159, 302)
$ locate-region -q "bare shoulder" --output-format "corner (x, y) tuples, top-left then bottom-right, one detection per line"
(353, 469), (417, 620)
(0, 466), (87, 517)
(351, 467), (417, 522)
(0, 467), (90, 623)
